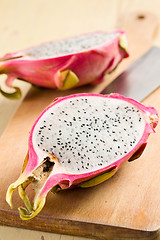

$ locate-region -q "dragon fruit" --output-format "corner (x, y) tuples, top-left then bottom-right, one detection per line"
(0, 31), (128, 98)
(6, 93), (158, 220)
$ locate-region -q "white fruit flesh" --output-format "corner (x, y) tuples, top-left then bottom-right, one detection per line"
(32, 96), (145, 174)
(21, 32), (119, 59)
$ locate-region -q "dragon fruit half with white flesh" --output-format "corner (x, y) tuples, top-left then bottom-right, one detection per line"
(0, 31), (128, 98)
(6, 93), (158, 220)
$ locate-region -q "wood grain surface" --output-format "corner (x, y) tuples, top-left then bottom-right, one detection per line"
(0, 1), (160, 240)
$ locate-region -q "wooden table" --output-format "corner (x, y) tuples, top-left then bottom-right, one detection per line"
(0, 1), (160, 240)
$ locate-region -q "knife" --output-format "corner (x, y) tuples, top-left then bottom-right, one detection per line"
(101, 46), (160, 102)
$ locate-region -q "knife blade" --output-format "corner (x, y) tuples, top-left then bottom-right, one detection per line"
(101, 46), (160, 102)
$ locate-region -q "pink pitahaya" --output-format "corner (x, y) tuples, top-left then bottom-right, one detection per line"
(0, 31), (128, 98)
(6, 93), (158, 220)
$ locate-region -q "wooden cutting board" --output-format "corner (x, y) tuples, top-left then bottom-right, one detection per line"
(0, 12), (160, 240)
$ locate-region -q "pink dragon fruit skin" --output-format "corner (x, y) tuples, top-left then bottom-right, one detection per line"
(0, 31), (128, 97)
(6, 93), (158, 220)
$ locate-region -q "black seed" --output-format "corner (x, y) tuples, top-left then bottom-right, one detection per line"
(113, 139), (117, 142)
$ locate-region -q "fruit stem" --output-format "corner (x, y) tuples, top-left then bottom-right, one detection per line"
(6, 155), (58, 220)
(0, 74), (21, 99)
(6, 174), (27, 208)
(18, 183), (33, 213)
(18, 196), (46, 220)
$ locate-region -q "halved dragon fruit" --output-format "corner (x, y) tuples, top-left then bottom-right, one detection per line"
(0, 31), (128, 98)
(6, 93), (158, 220)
